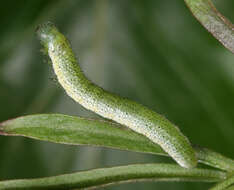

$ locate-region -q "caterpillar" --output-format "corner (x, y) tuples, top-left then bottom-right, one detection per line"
(36, 22), (197, 168)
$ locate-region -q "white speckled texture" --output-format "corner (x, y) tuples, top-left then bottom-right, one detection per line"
(37, 22), (197, 168)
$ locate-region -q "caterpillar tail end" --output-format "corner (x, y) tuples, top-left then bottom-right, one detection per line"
(176, 141), (197, 169)
(168, 149), (197, 169)
(179, 156), (197, 169)
(176, 144), (197, 169)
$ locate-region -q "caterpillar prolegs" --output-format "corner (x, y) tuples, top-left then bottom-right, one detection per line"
(36, 22), (197, 168)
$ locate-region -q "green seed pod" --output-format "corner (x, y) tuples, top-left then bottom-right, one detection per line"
(36, 22), (197, 168)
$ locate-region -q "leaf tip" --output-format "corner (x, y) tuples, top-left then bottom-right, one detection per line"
(0, 123), (9, 136)
(0, 130), (8, 136)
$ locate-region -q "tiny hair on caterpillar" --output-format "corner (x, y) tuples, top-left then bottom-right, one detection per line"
(36, 21), (197, 168)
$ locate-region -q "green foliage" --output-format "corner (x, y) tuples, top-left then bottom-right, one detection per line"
(0, 164), (226, 190)
(184, 0), (234, 53)
(0, 0), (233, 190)
(0, 114), (165, 156)
(210, 175), (234, 190)
(1, 114), (234, 172)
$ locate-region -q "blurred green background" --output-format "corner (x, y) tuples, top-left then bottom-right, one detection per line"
(0, 0), (233, 189)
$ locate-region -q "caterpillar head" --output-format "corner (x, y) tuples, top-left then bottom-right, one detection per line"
(36, 22), (55, 47)
(36, 22), (67, 52)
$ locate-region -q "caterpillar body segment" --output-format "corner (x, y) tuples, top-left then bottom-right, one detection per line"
(36, 22), (197, 168)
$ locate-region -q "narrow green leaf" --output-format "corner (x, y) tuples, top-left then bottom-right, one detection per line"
(1, 114), (234, 172)
(210, 175), (234, 190)
(184, 0), (234, 53)
(0, 114), (165, 155)
(0, 163), (226, 190)
(225, 185), (234, 190)
(195, 147), (234, 172)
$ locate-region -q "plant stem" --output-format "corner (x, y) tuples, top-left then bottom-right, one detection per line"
(0, 164), (226, 190)
(225, 185), (234, 190)
(184, 0), (234, 53)
(194, 146), (234, 172)
(210, 174), (234, 190)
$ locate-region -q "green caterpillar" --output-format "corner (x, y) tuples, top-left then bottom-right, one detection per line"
(36, 22), (197, 168)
